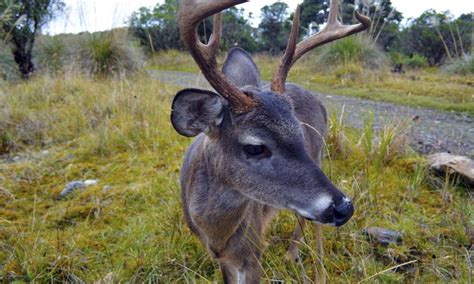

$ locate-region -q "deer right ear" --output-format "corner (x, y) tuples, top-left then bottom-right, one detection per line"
(171, 88), (226, 137)
(222, 47), (261, 88)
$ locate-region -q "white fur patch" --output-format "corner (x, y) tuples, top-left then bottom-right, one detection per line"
(237, 270), (245, 283)
(313, 195), (333, 213)
(240, 134), (264, 145)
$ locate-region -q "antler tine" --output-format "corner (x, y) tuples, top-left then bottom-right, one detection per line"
(271, 0), (371, 94)
(179, 0), (256, 113)
(271, 5), (301, 94)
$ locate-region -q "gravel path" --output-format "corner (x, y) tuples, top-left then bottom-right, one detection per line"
(151, 70), (474, 157)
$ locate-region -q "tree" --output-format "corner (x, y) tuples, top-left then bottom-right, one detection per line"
(299, 0), (329, 34)
(130, 1), (257, 53)
(129, 0), (184, 52)
(400, 10), (472, 65)
(221, 7), (257, 53)
(1, 0), (64, 79)
(299, 0), (403, 51)
(258, 2), (290, 54)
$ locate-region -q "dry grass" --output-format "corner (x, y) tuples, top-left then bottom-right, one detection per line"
(0, 72), (472, 282)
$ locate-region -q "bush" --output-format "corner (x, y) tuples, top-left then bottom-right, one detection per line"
(441, 56), (474, 75)
(76, 30), (144, 77)
(34, 35), (67, 73)
(405, 54), (429, 69)
(387, 51), (409, 66)
(0, 42), (19, 81)
(316, 35), (387, 69)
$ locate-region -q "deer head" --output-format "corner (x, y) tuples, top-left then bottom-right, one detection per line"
(171, 0), (370, 226)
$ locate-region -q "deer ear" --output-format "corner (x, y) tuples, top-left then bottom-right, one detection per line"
(222, 47), (261, 88)
(171, 88), (226, 137)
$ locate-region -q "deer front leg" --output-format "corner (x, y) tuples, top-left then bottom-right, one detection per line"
(286, 215), (306, 261)
(220, 262), (238, 284)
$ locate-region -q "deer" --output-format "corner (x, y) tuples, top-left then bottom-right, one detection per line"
(170, 0), (370, 282)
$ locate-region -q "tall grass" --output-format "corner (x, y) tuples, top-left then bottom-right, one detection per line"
(76, 31), (144, 78)
(0, 41), (19, 81)
(442, 55), (474, 75)
(34, 35), (67, 74)
(316, 35), (388, 69)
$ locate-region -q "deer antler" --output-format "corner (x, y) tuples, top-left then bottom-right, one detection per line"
(178, 0), (256, 113)
(271, 0), (371, 94)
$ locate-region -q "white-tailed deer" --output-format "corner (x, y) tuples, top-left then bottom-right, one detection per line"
(171, 0), (370, 282)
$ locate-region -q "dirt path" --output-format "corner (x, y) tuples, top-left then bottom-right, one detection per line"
(150, 70), (474, 157)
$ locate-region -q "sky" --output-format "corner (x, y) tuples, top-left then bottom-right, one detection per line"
(45, 0), (473, 35)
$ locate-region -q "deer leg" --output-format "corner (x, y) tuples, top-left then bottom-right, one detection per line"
(220, 262), (238, 284)
(314, 223), (326, 284)
(286, 215), (306, 262)
(241, 256), (262, 284)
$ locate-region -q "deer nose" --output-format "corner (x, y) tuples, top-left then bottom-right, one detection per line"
(333, 198), (354, 227)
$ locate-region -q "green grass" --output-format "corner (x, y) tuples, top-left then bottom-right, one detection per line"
(149, 51), (474, 114)
(0, 73), (471, 282)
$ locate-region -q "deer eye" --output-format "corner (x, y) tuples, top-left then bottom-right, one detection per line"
(243, 144), (269, 157)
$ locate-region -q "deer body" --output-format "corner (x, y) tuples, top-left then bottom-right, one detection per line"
(171, 1), (369, 282)
(179, 76), (328, 281)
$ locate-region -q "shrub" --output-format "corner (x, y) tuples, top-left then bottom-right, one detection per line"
(0, 42), (19, 81)
(387, 51), (409, 66)
(76, 30), (144, 77)
(405, 54), (429, 69)
(316, 35), (387, 69)
(441, 56), (474, 75)
(34, 35), (67, 73)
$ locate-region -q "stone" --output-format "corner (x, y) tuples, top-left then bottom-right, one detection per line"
(59, 179), (99, 198)
(428, 153), (474, 188)
(365, 227), (403, 245)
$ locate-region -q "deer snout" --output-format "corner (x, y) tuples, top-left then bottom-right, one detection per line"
(333, 197), (354, 226)
(293, 196), (354, 227)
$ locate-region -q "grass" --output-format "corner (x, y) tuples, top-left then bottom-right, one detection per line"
(0, 73), (472, 282)
(149, 51), (474, 114)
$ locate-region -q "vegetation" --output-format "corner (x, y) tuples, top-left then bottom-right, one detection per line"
(0, 0), (64, 78)
(316, 35), (387, 69)
(1, 73), (472, 282)
(76, 31), (143, 78)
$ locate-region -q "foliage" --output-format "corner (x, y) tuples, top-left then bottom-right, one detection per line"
(0, 0), (64, 78)
(0, 73), (471, 282)
(34, 34), (66, 73)
(257, 2), (291, 54)
(76, 31), (144, 78)
(0, 40), (18, 80)
(129, 0), (183, 52)
(299, 0), (403, 51)
(129, 1), (257, 54)
(400, 11), (473, 65)
(405, 54), (429, 69)
(441, 56), (474, 75)
(317, 35), (387, 69)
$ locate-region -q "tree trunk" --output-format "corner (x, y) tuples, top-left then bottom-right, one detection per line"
(12, 46), (35, 79)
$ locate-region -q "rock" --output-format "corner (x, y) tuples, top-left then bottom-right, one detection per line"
(59, 179), (99, 198)
(365, 227), (402, 245)
(428, 153), (474, 188)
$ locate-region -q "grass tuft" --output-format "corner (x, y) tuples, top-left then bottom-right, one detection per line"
(316, 35), (388, 70)
(442, 55), (474, 76)
(76, 30), (144, 78)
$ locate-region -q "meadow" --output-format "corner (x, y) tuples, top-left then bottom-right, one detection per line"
(0, 66), (472, 282)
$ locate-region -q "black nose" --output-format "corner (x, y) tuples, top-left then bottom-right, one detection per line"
(334, 199), (354, 227)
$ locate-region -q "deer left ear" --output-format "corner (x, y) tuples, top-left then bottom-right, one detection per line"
(171, 88), (226, 137)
